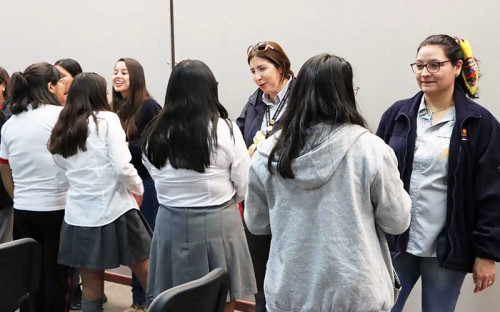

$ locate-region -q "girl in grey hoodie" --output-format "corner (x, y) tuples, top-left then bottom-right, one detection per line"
(244, 53), (411, 312)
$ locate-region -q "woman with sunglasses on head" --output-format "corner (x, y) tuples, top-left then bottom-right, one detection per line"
(0, 62), (69, 311)
(377, 35), (500, 312)
(55, 58), (83, 106)
(0, 66), (13, 243)
(143, 60), (256, 312)
(111, 58), (161, 312)
(244, 53), (411, 312)
(49, 72), (150, 312)
(236, 41), (294, 312)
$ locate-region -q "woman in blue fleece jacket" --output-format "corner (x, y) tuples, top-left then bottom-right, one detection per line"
(377, 34), (500, 312)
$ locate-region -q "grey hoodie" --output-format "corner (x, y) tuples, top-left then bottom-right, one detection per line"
(244, 123), (411, 312)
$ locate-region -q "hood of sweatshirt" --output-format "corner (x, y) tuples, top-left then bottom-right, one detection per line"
(257, 123), (369, 190)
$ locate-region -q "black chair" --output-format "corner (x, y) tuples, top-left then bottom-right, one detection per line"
(148, 267), (230, 312)
(0, 238), (41, 312)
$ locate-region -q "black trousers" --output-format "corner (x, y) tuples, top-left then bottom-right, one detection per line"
(244, 222), (271, 312)
(14, 209), (70, 312)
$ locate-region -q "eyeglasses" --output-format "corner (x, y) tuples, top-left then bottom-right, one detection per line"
(410, 60), (453, 74)
(247, 41), (275, 56)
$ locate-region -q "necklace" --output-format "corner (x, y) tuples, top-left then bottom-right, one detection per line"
(426, 101), (454, 121)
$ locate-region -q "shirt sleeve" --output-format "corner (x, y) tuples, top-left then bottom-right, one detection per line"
(0, 123), (9, 162)
(51, 155), (70, 189)
(244, 153), (271, 235)
(107, 113), (144, 195)
(230, 122), (250, 204)
(370, 145), (411, 235)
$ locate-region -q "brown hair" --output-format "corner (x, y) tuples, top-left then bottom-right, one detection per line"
(247, 41), (293, 81)
(111, 58), (149, 137)
(0, 66), (10, 102)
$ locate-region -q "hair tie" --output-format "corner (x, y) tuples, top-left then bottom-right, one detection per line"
(453, 36), (479, 96)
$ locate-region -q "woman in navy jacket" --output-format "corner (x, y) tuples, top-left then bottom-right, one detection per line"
(377, 34), (500, 312)
(236, 41), (294, 312)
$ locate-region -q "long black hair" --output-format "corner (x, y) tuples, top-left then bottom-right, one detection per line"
(268, 53), (367, 178)
(111, 58), (150, 137)
(48, 73), (111, 158)
(9, 62), (62, 115)
(142, 59), (231, 173)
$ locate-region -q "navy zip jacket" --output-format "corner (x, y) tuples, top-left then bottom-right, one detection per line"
(236, 78), (295, 148)
(376, 88), (500, 273)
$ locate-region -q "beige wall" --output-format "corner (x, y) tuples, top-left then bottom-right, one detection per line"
(1, 0), (171, 104)
(174, 0), (499, 130)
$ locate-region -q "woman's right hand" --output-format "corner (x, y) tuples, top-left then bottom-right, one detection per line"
(132, 193), (143, 207)
(248, 144), (257, 157)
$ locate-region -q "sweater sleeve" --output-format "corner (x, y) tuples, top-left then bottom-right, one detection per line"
(244, 154), (271, 235)
(107, 113), (144, 195)
(472, 116), (500, 261)
(370, 145), (411, 235)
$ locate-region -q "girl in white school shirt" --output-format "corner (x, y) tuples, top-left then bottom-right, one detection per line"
(48, 73), (151, 312)
(0, 62), (69, 312)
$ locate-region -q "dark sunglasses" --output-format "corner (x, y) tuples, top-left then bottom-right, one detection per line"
(247, 41), (275, 56)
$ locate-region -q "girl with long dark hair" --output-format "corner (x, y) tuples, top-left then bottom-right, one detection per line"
(143, 60), (256, 312)
(244, 53), (411, 311)
(49, 73), (151, 312)
(0, 62), (69, 311)
(111, 58), (161, 311)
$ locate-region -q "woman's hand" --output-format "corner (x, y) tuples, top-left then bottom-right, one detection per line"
(132, 193), (143, 207)
(473, 257), (496, 293)
(248, 144), (257, 157)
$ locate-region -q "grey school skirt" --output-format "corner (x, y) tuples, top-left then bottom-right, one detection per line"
(58, 208), (152, 270)
(147, 199), (257, 301)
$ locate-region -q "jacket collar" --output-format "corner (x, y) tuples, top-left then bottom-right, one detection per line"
(396, 87), (482, 123)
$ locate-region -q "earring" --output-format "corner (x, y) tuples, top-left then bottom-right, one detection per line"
(455, 73), (459, 78)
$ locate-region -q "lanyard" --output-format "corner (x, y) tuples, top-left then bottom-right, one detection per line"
(265, 80), (293, 137)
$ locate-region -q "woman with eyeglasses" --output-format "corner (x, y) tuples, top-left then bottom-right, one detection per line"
(49, 73), (150, 312)
(244, 53), (411, 311)
(0, 62), (69, 311)
(143, 60), (256, 312)
(55, 58), (83, 106)
(111, 58), (161, 312)
(377, 34), (500, 312)
(236, 41), (294, 312)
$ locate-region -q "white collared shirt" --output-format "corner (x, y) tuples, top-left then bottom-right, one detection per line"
(0, 104), (67, 211)
(260, 78), (292, 133)
(52, 111), (144, 226)
(143, 120), (250, 207)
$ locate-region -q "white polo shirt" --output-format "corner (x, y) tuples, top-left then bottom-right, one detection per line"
(0, 104), (67, 211)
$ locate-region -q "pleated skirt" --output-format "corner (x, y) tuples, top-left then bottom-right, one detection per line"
(147, 199), (257, 301)
(58, 208), (152, 270)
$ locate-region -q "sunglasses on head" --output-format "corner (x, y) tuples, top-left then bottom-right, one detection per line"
(247, 41), (275, 56)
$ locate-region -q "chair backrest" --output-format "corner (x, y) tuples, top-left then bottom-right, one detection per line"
(148, 267), (230, 312)
(0, 238), (41, 312)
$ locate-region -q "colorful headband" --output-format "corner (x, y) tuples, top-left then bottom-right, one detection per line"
(454, 36), (479, 96)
